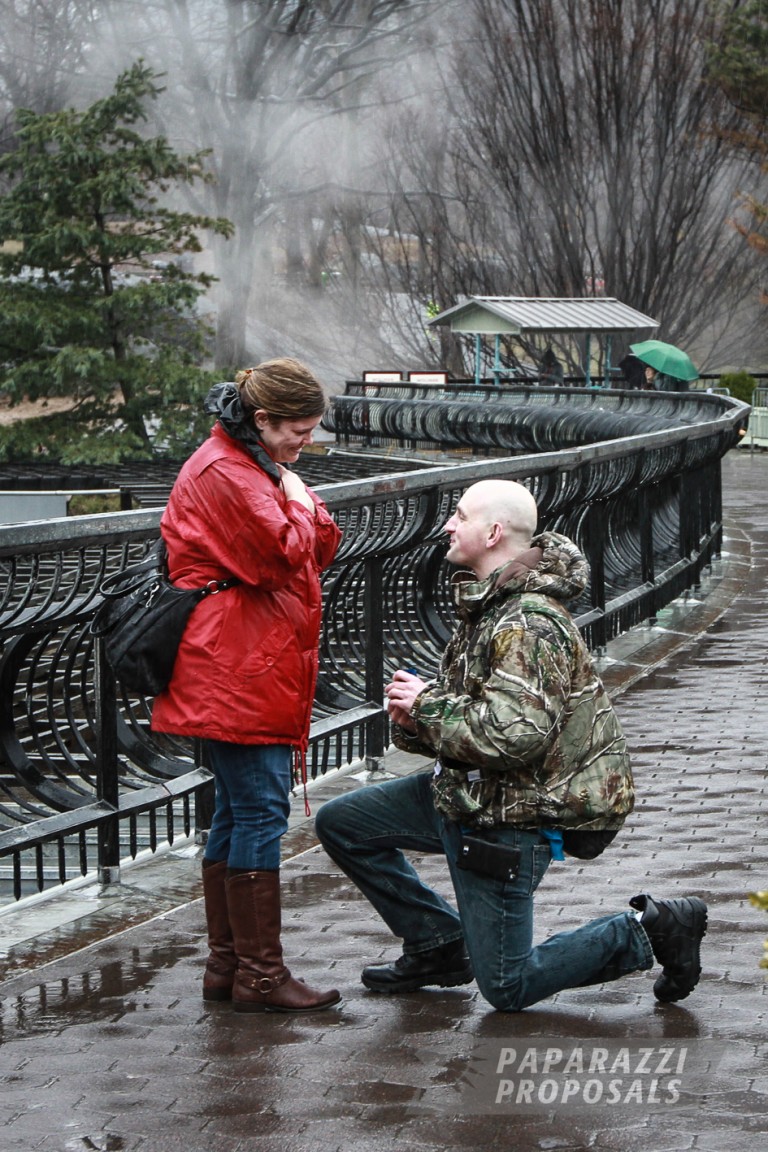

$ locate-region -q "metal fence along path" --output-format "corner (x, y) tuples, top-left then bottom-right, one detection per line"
(0, 387), (748, 903)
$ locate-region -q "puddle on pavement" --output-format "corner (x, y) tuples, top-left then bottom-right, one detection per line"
(0, 939), (198, 1037)
(281, 870), (351, 901)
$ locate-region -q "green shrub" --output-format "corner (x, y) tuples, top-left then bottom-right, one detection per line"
(719, 371), (758, 404)
(68, 493), (122, 516)
(749, 892), (768, 970)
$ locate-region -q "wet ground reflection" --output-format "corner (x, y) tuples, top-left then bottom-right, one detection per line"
(1, 940), (199, 1037)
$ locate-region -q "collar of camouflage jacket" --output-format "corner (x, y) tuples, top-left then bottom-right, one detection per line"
(450, 530), (589, 617)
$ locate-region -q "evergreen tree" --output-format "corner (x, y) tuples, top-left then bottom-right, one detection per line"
(0, 60), (233, 463)
(708, 0), (768, 121)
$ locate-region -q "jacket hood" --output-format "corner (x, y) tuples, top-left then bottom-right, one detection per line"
(452, 530), (589, 615)
(204, 381), (281, 483)
(526, 530), (590, 601)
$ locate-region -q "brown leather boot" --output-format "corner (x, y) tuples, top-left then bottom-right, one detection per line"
(201, 859), (236, 1002)
(225, 869), (341, 1013)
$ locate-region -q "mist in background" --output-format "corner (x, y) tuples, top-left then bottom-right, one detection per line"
(83, 0), (456, 390)
(0, 0), (766, 390)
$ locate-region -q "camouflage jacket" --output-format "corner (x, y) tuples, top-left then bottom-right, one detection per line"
(394, 531), (634, 831)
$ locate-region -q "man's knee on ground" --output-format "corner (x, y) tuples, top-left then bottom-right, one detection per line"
(475, 970), (527, 1013)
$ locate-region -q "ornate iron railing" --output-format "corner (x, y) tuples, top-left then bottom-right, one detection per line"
(328, 381), (738, 454)
(0, 389), (747, 902)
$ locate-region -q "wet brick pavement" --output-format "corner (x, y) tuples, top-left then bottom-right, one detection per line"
(0, 450), (766, 1152)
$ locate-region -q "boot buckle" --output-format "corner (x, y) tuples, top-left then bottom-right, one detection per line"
(248, 970), (289, 994)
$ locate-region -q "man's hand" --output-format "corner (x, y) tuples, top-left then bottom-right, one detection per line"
(385, 669), (428, 733)
(388, 703), (416, 732)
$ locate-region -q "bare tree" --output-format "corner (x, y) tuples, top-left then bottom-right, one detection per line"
(350, 82), (481, 374)
(90, 0), (444, 372)
(11, 1), (757, 381)
(707, 0), (768, 292)
(0, 1), (99, 155)
(368, 0), (768, 371)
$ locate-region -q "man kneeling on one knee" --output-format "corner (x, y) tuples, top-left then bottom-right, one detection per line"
(316, 479), (707, 1012)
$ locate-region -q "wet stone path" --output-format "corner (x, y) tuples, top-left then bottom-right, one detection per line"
(0, 450), (766, 1152)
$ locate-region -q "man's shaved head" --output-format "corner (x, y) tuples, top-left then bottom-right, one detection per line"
(444, 479), (539, 579)
(462, 480), (537, 538)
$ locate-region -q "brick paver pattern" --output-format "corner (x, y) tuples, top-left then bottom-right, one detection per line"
(0, 452), (766, 1152)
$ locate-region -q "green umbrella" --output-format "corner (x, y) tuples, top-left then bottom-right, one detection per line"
(629, 339), (699, 382)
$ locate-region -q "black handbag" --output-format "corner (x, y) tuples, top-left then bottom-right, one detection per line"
(91, 540), (239, 696)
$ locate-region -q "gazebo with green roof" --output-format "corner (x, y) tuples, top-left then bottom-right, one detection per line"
(427, 296), (659, 387)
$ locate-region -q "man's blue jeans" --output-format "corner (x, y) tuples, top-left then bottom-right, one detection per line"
(203, 740), (291, 871)
(315, 772), (653, 1012)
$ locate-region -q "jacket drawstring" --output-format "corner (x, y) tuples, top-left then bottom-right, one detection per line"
(293, 746), (310, 817)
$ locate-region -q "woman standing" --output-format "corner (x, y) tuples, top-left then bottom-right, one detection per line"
(151, 358), (342, 1013)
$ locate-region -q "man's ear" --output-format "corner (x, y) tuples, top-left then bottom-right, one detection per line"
(486, 521), (503, 548)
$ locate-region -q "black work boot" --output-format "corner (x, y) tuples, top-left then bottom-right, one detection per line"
(629, 893), (707, 1003)
(361, 939), (473, 994)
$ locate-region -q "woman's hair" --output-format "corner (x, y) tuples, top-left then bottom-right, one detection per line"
(235, 358), (327, 423)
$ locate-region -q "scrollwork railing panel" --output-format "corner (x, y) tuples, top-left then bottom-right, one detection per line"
(0, 391), (748, 900)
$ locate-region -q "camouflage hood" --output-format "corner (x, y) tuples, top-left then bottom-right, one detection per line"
(452, 531), (589, 621)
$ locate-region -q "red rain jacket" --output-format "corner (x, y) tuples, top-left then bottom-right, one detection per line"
(150, 424), (341, 746)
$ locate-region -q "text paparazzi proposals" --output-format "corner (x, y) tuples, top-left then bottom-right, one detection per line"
(443, 1040), (724, 1114)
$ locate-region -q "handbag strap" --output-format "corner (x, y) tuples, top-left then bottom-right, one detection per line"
(198, 576), (240, 598)
(99, 556), (240, 601)
(99, 562), (161, 598)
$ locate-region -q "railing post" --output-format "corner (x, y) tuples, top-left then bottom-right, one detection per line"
(678, 470), (702, 593)
(585, 502), (607, 653)
(638, 487), (657, 625)
(678, 472), (693, 561)
(711, 459), (723, 558)
(194, 738), (214, 846)
(363, 553), (388, 772)
(94, 636), (121, 886)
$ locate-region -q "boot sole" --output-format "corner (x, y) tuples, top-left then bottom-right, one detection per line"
(361, 968), (474, 994)
(232, 994), (342, 1013)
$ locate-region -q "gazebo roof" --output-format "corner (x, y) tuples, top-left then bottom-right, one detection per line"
(427, 296), (659, 335)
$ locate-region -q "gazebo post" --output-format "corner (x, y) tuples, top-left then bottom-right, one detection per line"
(585, 331), (592, 388)
(475, 334), (482, 386)
(604, 335), (613, 387)
(493, 334), (501, 386)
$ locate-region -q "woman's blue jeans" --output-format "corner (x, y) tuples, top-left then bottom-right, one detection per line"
(203, 740), (291, 871)
(315, 771), (653, 1012)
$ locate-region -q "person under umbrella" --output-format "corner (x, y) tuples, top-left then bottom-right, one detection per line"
(631, 339), (698, 394)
